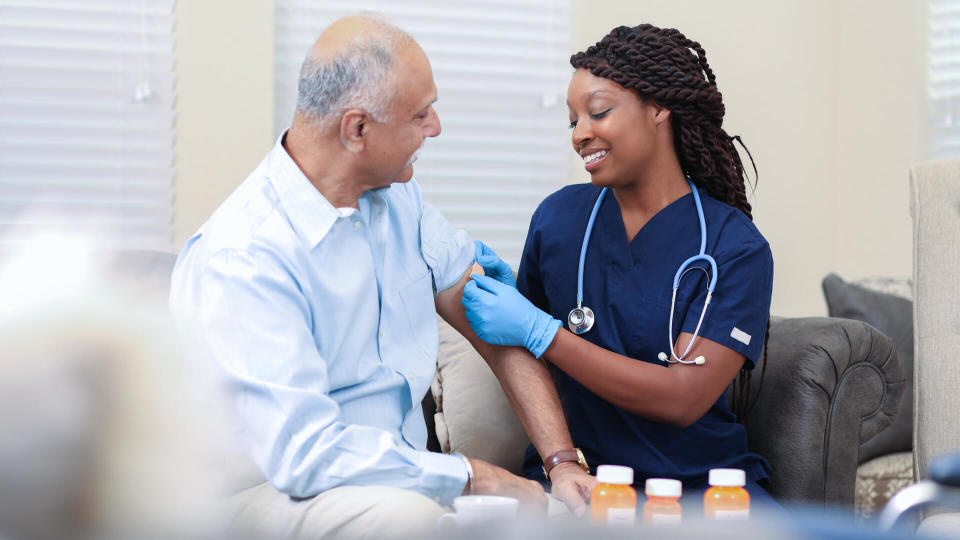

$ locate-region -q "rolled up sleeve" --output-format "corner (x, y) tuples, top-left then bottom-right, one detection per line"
(419, 201), (474, 293)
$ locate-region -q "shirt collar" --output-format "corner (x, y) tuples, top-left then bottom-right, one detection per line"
(266, 132), (348, 247)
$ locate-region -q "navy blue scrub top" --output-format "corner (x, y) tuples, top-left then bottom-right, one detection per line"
(518, 183), (774, 488)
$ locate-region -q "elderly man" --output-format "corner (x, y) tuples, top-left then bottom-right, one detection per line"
(170, 15), (594, 539)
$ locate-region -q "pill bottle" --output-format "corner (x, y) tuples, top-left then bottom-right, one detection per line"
(643, 478), (682, 525)
(703, 468), (749, 520)
(590, 465), (636, 526)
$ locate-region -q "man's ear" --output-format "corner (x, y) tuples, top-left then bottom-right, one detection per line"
(339, 109), (367, 152)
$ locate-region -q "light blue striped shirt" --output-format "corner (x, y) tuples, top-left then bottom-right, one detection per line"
(169, 135), (473, 502)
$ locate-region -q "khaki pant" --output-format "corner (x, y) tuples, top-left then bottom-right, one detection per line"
(229, 482), (447, 540)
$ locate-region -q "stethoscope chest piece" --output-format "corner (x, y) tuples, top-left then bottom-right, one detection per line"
(568, 304), (595, 334)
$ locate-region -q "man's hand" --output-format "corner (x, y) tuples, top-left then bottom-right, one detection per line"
(547, 462), (597, 517)
(474, 241), (516, 288)
(468, 458), (548, 514)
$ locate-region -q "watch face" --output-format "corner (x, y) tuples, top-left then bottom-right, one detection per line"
(575, 449), (589, 471)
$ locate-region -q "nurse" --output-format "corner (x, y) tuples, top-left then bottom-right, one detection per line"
(462, 24), (776, 504)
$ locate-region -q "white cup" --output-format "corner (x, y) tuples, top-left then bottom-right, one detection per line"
(437, 495), (519, 531)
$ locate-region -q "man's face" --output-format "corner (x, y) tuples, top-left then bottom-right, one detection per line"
(365, 44), (442, 186)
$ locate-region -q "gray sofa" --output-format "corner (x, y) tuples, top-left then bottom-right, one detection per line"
(119, 249), (903, 511)
(430, 314), (904, 510)
(822, 274), (915, 519)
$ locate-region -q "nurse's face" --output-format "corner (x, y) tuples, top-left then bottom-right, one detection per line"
(567, 69), (662, 187)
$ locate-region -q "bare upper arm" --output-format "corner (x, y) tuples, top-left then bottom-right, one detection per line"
(434, 262), (497, 359)
(669, 332), (746, 425)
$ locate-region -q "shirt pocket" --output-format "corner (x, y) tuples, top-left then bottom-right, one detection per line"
(398, 271), (439, 360)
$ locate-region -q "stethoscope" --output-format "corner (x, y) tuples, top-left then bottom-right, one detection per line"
(568, 179), (715, 366)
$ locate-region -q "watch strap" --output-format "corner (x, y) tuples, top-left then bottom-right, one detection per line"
(542, 448), (588, 481)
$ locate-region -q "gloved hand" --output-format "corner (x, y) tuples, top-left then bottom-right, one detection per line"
(474, 241), (516, 288)
(461, 274), (561, 358)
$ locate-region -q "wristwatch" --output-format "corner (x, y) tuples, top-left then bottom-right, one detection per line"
(542, 448), (589, 481)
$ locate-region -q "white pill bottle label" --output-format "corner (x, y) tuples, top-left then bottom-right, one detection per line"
(714, 509), (749, 520)
(606, 507), (636, 526)
(650, 512), (682, 525)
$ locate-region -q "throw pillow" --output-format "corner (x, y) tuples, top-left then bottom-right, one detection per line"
(822, 273), (913, 462)
(855, 451), (914, 521)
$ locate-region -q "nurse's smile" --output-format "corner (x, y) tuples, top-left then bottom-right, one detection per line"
(582, 149), (608, 172)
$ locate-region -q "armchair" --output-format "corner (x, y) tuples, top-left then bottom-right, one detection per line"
(871, 158), (960, 534)
(905, 158), (960, 532)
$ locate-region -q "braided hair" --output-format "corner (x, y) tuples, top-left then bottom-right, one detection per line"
(571, 24), (768, 422)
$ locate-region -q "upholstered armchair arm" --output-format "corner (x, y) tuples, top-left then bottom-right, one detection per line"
(741, 316), (904, 507)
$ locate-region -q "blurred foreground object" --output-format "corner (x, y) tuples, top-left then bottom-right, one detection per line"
(0, 242), (226, 539)
(879, 453), (960, 531)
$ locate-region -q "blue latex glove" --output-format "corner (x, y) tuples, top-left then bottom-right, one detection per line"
(474, 240), (516, 288)
(461, 273), (561, 358)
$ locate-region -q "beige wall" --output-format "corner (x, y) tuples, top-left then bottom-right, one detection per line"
(172, 1), (926, 316)
(173, 0), (275, 247)
(571, 0), (925, 316)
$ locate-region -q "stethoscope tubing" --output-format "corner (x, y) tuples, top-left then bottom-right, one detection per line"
(576, 187), (608, 309)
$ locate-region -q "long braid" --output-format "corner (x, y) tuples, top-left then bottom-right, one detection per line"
(571, 24), (768, 422)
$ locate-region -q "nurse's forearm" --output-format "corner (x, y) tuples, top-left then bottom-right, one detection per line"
(541, 328), (743, 428)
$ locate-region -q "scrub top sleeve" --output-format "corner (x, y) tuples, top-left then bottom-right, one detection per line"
(517, 206), (550, 313)
(679, 238), (773, 368)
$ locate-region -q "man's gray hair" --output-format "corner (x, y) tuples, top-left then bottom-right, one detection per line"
(296, 18), (412, 130)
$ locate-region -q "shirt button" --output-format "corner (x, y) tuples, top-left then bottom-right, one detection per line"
(353, 220), (361, 229)
(379, 330), (384, 338)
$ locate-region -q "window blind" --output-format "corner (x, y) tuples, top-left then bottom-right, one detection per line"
(0, 0), (176, 251)
(929, 0), (960, 158)
(275, 0), (572, 267)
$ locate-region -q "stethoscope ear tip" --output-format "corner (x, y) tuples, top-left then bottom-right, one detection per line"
(658, 352), (707, 365)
